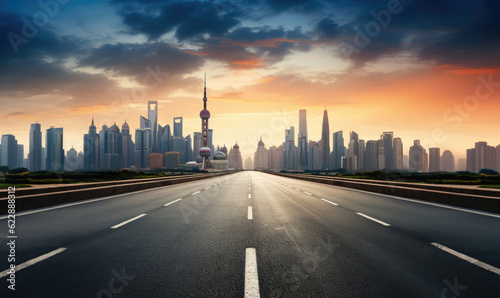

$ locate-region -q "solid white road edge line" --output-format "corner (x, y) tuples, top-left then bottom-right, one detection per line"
(0, 247), (67, 278)
(356, 212), (391, 226)
(431, 242), (500, 275)
(111, 214), (147, 229)
(244, 248), (260, 298)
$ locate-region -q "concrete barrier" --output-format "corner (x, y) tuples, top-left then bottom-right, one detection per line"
(0, 172), (234, 214)
(266, 172), (500, 214)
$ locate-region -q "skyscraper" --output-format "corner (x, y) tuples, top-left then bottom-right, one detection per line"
(228, 142), (242, 170)
(365, 140), (379, 170)
(393, 137), (403, 170)
(193, 132), (202, 162)
(320, 109), (330, 170)
(382, 132), (394, 170)
(347, 131), (359, 171)
(429, 147), (441, 172)
(332, 131), (345, 169)
(121, 121), (134, 168)
(254, 137), (269, 169)
(159, 124), (171, 155)
(29, 123), (42, 171)
(83, 117), (99, 170)
(17, 144), (24, 169)
(173, 117), (183, 138)
(298, 109), (308, 170)
(308, 140), (321, 170)
(148, 101), (158, 152)
(409, 140), (426, 172)
(199, 75), (213, 170)
(284, 127), (298, 170)
(441, 150), (455, 172)
(1, 134), (17, 169)
(134, 128), (152, 169)
(46, 127), (64, 171)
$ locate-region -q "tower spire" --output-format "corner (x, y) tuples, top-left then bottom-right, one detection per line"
(203, 73), (207, 109)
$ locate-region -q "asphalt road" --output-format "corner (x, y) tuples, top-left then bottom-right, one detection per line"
(0, 171), (499, 297)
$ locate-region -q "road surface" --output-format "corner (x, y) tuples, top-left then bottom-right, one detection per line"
(1, 171), (499, 297)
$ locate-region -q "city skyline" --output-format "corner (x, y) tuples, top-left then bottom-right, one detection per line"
(1, 1), (500, 161)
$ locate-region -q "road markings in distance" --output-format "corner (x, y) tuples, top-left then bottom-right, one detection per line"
(356, 212), (391, 226)
(431, 242), (500, 275)
(111, 214), (147, 229)
(191, 191), (201, 196)
(248, 194), (252, 199)
(321, 198), (338, 206)
(0, 247), (67, 279)
(303, 191), (312, 195)
(205, 186), (211, 190)
(164, 198), (182, 207)
(248, 206), (253, 220)
(244, 248), (260, 298)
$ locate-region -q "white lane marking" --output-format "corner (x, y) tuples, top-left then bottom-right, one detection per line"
(0, 247), (67, 279)
(205, 186), (211, 190)
(356, 212), (391, 226)
(248, 206), (253, 220)
(303, 191), (312, 196)
(111, 214), (147, 229)
(431, 242), (500, 275)
(244, 248), (260, 298)
(248, 194), (252, 199)
(0, 175), (237, 219)
(321, 198), (338, 206)
(334, 185), (500, 219)
(164, 198), (182, 207)
(249, 187), (251, 191)
(191, 191), (201, 195)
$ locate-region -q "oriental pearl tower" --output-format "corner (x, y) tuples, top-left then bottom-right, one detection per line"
(199, 74), (213, 170)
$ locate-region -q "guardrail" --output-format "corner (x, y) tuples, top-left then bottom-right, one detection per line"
(1, 172), (234, 214)
(266, 172), (500, 214)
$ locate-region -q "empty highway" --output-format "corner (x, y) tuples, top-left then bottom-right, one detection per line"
(1, 171), (499, 297)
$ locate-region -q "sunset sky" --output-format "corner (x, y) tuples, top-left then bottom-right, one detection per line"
(1, 0), (500, 161)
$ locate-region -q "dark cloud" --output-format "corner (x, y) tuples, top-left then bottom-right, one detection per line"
(79, 42), (204, 80)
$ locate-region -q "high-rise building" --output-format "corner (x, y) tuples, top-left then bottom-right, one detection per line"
(17, 144), (24, 170)
(46, 127), (64, 171)
(298, 109), (308, 170)
(268, 145), (282, 170)
(199, 75), (213, 169)
(244, 156), (253, 170)
(254, 137), (269, 169)
(365, 140), (379, 170)
(409, 140), (426, 172)
(164, 151), (180, 169)
(347, 131), (359, 171)
(283, 127), (298, 170)
(66, 147), (78, 171)
(29, 123), (42, 171)
(429, 147), (441, 172)
(193, 132), (202, 162)
(84, 118), (99, 170)
(174, 117), (183, 138)
(170, 137), (187, 164)
(1, 134), (17, 169)
(184, 134), (193, 162)
(149, 153), (163, 170)
(441, 150), (455, 172)
(121, 121), (134, 168)
(320, 109), (330, 170)
(377, 137), (385, 170)
(134, 128), (152, 169)
(158, 124), (171, 155)
(358, 139), (365, 170)
(208, 129), (215, 160)
(148, 101), (158, 152)
(382, 132), (394, 170)
(393, 137), (403, 170)
(140, 115), (150, 129)
(228, 142), (242, 170)
(308, 140), (321, 170)
(332, 131), (345, 169)
(466, 142), (497, 173)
